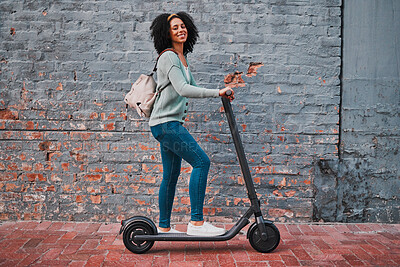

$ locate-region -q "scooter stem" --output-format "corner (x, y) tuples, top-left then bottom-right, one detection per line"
(221, 97), (261, 213)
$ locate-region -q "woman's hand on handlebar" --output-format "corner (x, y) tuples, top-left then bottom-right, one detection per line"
(219, 87), (234, 101)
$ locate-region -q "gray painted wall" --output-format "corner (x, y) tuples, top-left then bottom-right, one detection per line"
(314, 0), (399, 222)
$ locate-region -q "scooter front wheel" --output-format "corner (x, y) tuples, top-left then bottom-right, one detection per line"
(122, 221), (155, 254)
(248, 222), (280, 253)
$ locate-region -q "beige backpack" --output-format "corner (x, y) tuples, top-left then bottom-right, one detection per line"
(124, 49), (177, 117)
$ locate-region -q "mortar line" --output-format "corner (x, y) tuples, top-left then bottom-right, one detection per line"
(338, 0), (345, 160)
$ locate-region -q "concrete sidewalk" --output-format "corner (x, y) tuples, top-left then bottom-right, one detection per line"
(0, 221), (399, 266)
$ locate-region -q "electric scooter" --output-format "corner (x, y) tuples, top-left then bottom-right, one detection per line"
(119, 91), (280, 254)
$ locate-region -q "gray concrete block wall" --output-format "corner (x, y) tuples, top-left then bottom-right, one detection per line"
(314, 0), (400, 223)
(1, 0), (342, 223)
(314, 0), (399, 223)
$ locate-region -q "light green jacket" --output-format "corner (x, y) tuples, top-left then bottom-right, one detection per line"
(149, 51), (220, 127)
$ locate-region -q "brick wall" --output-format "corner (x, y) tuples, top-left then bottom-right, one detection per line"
(1, 0), (342, 223)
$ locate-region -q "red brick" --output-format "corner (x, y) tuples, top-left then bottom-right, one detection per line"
(99, 235), (117, 245)
(130, 261), (152, 267)
(103, 261), (135, 267)
(377, 232), (398, 242)
(96, 244), (121, 250)
(80, 239), (99, 250)
(169, 250), (185, 262)
(90, 195), (101, 204)
(369, 256), (398, 266)
(291, 248), (313, 261)
(198, 261), (217, 267)
(312, 253), (345, 261)
(152, 256), (169, 266)
(169, 262), (202, 267)
(331, 260), (352, 266)
(186, 253), (218, 262)
(299, 260), (336, 266)
(268, 261), (286, 267)
(61, 231), (77, 239)
(16, 253), (41, 266)
(74, 222), (90, 232)
(119, 253), (154, 262)
(321, 235), (342, 245)
(0, 172), (18, 181)
(332, 247), (358, 255)
(285, 239), (312, 248)
(84, 174), (102, 182)
(105, 251), (122, 261)
(303, 244), (324, 257)
(23, 132), (43, 140)
(248, 252), (281, 261)
(75, 195), (86, 203)
(236, 262), (268, 267)
(63, 244), (82, 255)
(34, 243), (67, 253)
(8, 251), (28, 260)
(310, 224), (328, 233)
(77, 249), (106, 256)
(0, 221), (14, 230)
(346, 224), (361, 232)
(83, 223), (101, 233)
(41, 248), (63, 260)
(312, 239), (332, 250)
(231, 249), (249, 261)
(67, 261), (87, 267)
(356, 224), (373, 232)
(23, 238), (43, 248)
(74, 234), (101, 241)
(0, 109), (18, 120)
(58, 253), (92, 261)
(367, 239), (390, 250)
(360, 244), (384, 255)
(97, 223), (115, 233)
(342, 254), (366, 266)
(41, 235), (60, 244)
(34, 221), (53, 231)
(282, 255), (301, 266)
(287, 224), (302, 235)
(348, 248), (374, 261)
(85, 254), (105, 267)
(298, 224), (313, 234)
(217, 254), (235, 266)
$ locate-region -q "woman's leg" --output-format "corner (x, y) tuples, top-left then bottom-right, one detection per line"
(151, 123), (182, 229)
(158, 122), (210, 223)
(158, 145), (182, 228)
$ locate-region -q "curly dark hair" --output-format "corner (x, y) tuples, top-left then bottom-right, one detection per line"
(150, 12), (199, 55)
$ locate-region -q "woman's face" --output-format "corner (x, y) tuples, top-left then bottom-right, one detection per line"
(169, 17), (187, 44)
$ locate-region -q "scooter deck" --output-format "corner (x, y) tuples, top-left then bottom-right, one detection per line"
(134, 217), (250, 242)
(135, 231), (234, 242)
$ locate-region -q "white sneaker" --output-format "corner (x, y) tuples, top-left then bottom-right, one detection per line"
(157, 227), (182, 234)
(186, 222), (226, 236)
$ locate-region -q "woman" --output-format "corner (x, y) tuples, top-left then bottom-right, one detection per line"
(149, 12), (234, 236)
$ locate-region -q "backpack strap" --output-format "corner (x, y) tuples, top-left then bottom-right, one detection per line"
(152, 48), (178, 72)
(152, 48), (179, 95)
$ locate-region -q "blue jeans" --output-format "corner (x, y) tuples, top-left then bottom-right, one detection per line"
(151, 121), (210, 228)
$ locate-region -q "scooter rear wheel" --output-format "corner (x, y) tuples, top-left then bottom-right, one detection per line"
(123, 221), (155, 254)
(248, 222), (280, 253)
